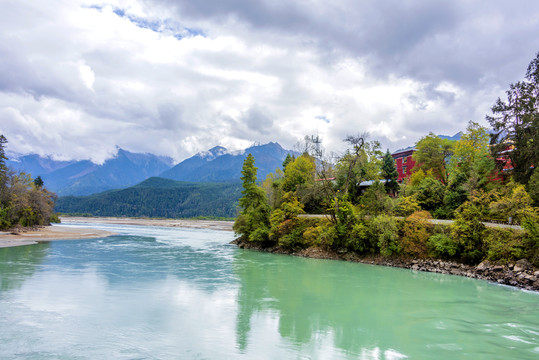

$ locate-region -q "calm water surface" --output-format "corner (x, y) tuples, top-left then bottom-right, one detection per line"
(1, 223), (538, 359)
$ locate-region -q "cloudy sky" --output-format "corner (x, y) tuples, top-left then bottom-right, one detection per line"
(1, 0), (539, 163)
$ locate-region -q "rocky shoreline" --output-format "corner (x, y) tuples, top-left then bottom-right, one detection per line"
(232, 239), (539, 292)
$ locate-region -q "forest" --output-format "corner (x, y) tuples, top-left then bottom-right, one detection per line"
(234, 53), (539, 267)
(0, 135), (59, 229)
(55, 177), (241, 219)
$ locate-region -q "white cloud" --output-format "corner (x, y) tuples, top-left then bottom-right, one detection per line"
(78, 61), (95, 91)
(1, 0), (539, 162)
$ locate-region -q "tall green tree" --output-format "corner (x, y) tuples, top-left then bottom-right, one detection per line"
(0, 135), (8, 197)
(381, 149), (399, 194)
(487, 52), (539, 184)
(281, 154), (315, 193)
(0, 135), (10, 227)
(33, 176), (44, 188)
(448, 121), (496, 192)
(233, 154), (272, 243)
(412, 132), (454, 184)
(282, 153), (293, 172)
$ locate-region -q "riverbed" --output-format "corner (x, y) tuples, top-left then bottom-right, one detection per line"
(0, 222), (537, 359)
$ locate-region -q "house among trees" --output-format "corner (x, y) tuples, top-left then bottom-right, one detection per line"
(391, 146), (416, 182)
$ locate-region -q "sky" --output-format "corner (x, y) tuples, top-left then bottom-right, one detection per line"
(1, 0), (539, 164)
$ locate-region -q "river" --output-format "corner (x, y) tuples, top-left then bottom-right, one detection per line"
(0, 223), (538, 359)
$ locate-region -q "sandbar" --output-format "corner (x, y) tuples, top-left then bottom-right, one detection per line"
(0, 226), (115, 248)
(60, 216), (234, 232)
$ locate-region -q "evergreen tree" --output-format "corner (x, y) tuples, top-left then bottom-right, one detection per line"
(33, 176), (44, 188)
(487, 52), (539, 184)
(233, 154), (272, 243)
(0, 135), (10, 207)
(381, 149), (399, 194)
(282, 153), (293, 171)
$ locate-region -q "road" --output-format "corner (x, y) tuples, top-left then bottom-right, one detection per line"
(298, 214), (523, 230)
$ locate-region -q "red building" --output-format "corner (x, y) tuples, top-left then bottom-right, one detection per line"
(391, 147), (416, 182)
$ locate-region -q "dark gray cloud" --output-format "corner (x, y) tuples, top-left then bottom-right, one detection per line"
(153, 0), (539, 86)
(1, 0), (539, 162)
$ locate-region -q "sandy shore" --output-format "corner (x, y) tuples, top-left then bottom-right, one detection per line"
(60, 216), (235, 231)
(0, 226), (115, 248)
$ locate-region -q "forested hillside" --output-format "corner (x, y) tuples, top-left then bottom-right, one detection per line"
(55, 177), (242, 218)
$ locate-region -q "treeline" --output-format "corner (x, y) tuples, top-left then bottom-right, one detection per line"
(234, 53), (539, 266)
(56, 177), (241, 219)
(0, 135), (59, 229)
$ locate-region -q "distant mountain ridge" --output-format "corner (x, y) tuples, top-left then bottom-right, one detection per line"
(161, 142), (293, 182)
(437, 132), (463, 141)
(7, 142), (295, 196)
(7, 148), (174, 196)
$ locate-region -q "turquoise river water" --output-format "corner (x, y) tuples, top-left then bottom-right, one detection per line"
(0, 223), (538, 359)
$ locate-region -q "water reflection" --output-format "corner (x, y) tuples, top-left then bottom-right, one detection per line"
(0, 243), (49, 291)
(233, 249), (539, 359)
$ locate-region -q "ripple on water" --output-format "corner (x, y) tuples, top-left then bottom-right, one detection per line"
(1, 224), (538, 359)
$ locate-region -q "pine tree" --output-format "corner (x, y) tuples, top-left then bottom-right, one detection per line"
(381, 149), (399, 194)
(234, 154), (272, 243)
(33, 176), (44, 188)
(0, 135), (10, 206)
(282, 153), (293, 171)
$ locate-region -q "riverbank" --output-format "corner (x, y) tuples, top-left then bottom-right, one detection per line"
(60, 216), (235, 231)
(232, 239), (539, 292)
(1, 216), (234, 249)
(0, 225), (115, 248)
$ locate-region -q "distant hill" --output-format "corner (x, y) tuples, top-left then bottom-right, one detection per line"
(438, 132), (462, 141)
(55, 177), (242, 218)
(7, 149), (174, 196)
(160, 142), (294, 182)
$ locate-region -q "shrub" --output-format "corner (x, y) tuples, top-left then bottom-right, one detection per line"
(401, 211), (432, 257)
(484, 228), (524, 263)
(451, 197), (486, 264)
(346, 221), (376, 254)
(303, 224), (324, 247)
(359, 181), (395, 216)
(371, 214), (400, 256)
(269, 193), (307, 249)
(317, 223), (338, 249)
(0, 206), (11, 229)
(528, 168), (539, 206)
(249, 227), (270, 243)
(326, 197), (357, 250)
(395, 196), (421, 217)
(489, 184), (533, 224)
(427, 233), (458, 259)
(519, 208), (539, 266)
(49, 213), (61, 223)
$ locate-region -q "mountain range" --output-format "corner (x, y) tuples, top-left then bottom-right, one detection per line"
(161, 142), (291, 182)
(7, 142), (294, 196)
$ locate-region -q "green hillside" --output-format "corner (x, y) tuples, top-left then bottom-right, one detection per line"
(55, 177), (241, 218)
